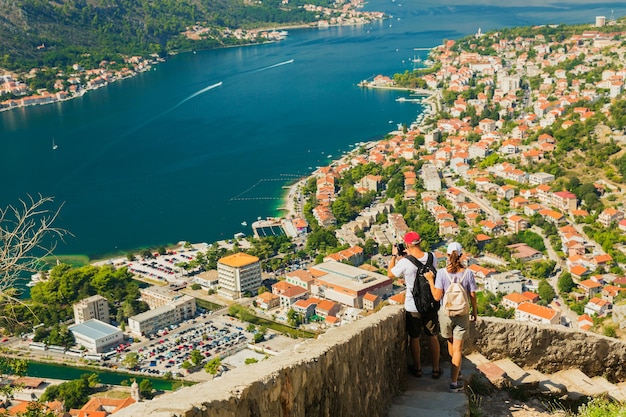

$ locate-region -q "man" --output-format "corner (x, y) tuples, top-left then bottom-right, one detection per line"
(388, 231), (441, 379)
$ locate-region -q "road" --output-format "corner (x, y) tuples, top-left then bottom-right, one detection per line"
(530, 226), (578, 329)
(445, 178), (502, 221)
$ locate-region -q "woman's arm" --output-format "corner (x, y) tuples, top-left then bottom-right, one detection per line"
(470, 292), (478, 321)
(425, 271), (443, 301)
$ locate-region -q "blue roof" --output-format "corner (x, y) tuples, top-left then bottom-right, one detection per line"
(69, 319), (121, 340)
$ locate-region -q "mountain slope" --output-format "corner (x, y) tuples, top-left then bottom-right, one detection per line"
(0, 0), (328, 71)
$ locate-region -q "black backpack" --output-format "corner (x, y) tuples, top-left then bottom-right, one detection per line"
(405, 253), (439, 314)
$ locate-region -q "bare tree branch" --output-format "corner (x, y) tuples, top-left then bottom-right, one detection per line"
(0, 195), (71, 320)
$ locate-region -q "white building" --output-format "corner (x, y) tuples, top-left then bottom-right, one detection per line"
(309, 260), (393, 308)
(69, 319), (123, 353)
(484, 270), (524, 295)
(140, 286), (181, 309)
(217, 253), (262, 299)
(421, 164), (441, 192)
(73, 295), (110, 324)
(528, 172), (555, 186)
(128, 295), (196, 337)
(515, 302), (560, 325)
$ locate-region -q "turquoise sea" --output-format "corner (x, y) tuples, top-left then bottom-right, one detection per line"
(0, 0), (623, 259)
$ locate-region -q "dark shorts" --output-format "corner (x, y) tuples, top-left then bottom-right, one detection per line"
(406, 310), (439, 338)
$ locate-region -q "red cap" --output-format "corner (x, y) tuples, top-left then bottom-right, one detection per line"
(403, 231), (421, 245)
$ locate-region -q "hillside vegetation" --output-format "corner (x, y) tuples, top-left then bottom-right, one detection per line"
(0, 0), (331, 71)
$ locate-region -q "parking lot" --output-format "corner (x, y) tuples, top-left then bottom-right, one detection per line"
(126, 249), (199, 285)
(134, 319), (251, 377)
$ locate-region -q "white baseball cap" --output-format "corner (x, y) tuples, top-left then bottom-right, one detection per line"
(447, 241), (463, 255)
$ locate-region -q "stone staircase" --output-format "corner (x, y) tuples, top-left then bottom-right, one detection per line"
(387, 361), (471, 417)
(387, 353), (626, 417)
(466, 352), (626, 403)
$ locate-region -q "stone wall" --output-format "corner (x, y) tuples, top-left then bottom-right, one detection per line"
(466, 316), (626, 383)
(115, 306), (407, 417)
(115, 309), (626, 417)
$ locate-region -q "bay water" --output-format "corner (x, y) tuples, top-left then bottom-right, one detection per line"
(0, 0), (622, 259)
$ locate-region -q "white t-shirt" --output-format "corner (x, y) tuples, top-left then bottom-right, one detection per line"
(391, 253), (437, 313)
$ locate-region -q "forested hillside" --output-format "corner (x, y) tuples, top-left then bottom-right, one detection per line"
(0, 0), (332, 71)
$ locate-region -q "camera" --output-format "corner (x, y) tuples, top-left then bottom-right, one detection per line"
(395, 243), (406, 256)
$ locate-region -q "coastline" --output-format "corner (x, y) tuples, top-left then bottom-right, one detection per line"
(0, 11), (386, 114)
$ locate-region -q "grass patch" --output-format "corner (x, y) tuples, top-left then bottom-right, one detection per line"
(44, 254), (90, 268)
(91, 389), (131, 399)
(196, 298), (223, 312)
(240, 314), (317, 339)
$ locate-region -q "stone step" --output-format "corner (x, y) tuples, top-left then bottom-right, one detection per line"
(550, 369), (610, 400)
(389, 390), (468, 417)
(492, 358), (540, 389)
(464, 352), (508, 386)
(475, 362), (507, 387)
(387, 361), (469, 417)
(610, 382), (626, 402)
(525, 369), (567, 396)
(591, 376), (626, 402)
(464, 352), (491, 367)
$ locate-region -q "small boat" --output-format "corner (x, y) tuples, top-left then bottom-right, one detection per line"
(52, 138), (58, 150)
(26, 281), (37, 287)
(241, 221), (247, 226)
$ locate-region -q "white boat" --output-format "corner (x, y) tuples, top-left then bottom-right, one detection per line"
(241, 221), (248, 226)
(52, 138), (58, 150)
(26, 281), (37, 287)
(396, 97), (422, 103)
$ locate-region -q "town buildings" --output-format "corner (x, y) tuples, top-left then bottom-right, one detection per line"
(127, 294), (196, 337)
(73, 295), (110, 324)
(68, 319), (124, 353)
(217, 253), (262, 299)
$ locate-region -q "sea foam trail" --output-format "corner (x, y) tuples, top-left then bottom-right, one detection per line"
(172, 81), (223, 110)
(251, 59), (295, 73)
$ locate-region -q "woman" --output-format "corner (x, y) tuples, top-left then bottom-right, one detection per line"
(425, 241), (477, 393)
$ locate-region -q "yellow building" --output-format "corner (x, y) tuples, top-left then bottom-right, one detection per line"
(217, 252), (262, 299)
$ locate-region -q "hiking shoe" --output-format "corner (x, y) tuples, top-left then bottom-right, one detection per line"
(449, 381), (464, 393)
(408, 365), (422, 377)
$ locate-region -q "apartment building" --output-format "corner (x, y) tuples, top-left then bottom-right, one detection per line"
(73, 295), (110, 325)
(217, 252), (262, 300)
(128, 295), (196, 337)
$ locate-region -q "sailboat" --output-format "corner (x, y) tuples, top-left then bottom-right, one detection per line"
(52, 138), (58, 150)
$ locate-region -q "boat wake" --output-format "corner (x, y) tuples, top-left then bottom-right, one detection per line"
(172, 81), (223, 110)
(251, 59), (295, 73)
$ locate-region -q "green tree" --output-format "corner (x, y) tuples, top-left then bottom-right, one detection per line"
(537, 279), (556, 303)
(204, 357), (222, 375)
(122, 352), (139, 370)
(139, 379), (154, 399)
(190, 349), (203, 366)
(557, 272), (575, 294)
(41, 373), (97, 410)
(286, 309), (302, 327)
